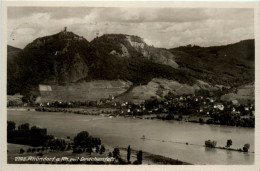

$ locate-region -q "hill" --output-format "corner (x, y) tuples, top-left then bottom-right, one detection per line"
(7, 31), (194, 100)
(37, 80), (133, 102)
(221, 83), (255, 104)
(7, 45), (21, 58)
(91, 34), (178, 69)
(7, 45), (22, 94)
(115, 78), (218, 103)
(7, 30), (255, 102)
(169, 39), (255, 87)
(7, 31), (94, 96)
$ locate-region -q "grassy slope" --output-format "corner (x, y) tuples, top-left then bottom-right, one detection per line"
(169, 39), (255, 87)
(221, 83), (255, 103)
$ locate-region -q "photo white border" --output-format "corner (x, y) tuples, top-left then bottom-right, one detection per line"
(1, 1), (260, 171)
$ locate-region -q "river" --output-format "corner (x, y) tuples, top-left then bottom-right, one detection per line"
(7, 110), (254, 165)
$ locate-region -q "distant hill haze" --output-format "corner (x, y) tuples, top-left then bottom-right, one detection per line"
(7, 30), (255, 102)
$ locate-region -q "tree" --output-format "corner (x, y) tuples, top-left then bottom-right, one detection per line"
(73, 148), (78, 154)
(87, 147), (93, 155)
(100, 145), (105, 154)
(74, 131), (89, 147)
(96, 146), (100, 153)
(133, 160), (139, 165)
(145, 99), (159, 110)
(127, 145), (131, 163)
(108, 152), (112, 157)
(113, 147), (120, 158)
(243, 143), (250, 152)
(37, 152), (43, 156)
(137, 150), (143, 164)
(205, 140), (217, 148)
(7, 121), (15, 131)
(19, 148), (25, 154)
(165, 114), (174, 120)
(77, 148), (83, 154)
(67, 143), (71, 150)
(74, 131), (101, 148)
(226, 139), (232, 148)
(18, 123), (30, 131)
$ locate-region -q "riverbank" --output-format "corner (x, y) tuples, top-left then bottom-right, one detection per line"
(203, 145), (254, 154)
(34, 107), (118, 116)
(32, 107), (212, 127)
(7, 143), (191, 165)
(118, 147), (191, 165)
(7, 110), (255, 164)
(7, 107), (36, 111)
(31, 107), (254, 128)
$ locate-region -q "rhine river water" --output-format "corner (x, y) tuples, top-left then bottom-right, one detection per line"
(7, 110), (254, 165)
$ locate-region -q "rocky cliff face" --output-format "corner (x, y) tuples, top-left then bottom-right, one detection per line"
(91, 34), (178, 69)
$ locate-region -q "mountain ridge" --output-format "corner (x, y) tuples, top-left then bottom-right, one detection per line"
(169, 39), (254, 87)
(7, 31), (194, 98)
(91, 34), (179, 69)
(7, 31), (255, 102)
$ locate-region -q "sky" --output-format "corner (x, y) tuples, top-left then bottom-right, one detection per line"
(7, 7), (254, 49)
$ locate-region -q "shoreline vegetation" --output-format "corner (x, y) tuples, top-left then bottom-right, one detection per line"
(7, 120), (253, 166)
(7, 143), (191, 165)
(8, 90), (255, 128)
(28, 106), (255, 128)
(7, 121), (191, 165)
(204, 146), (254, 153)
(204, 140), (252, 153)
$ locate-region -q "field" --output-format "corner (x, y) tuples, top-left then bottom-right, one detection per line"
(221, 83), (255, 104)
(116, 78), (218, 103)
(38, 80), (132, 102)
(7, 143), (190, 165)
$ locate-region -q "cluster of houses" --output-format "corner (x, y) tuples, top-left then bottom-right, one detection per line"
(15, 90), (254, 119)
(113, 94), (255, 117)
(92, 93), (254, 118)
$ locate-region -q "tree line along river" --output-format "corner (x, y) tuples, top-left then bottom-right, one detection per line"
(7, 110), (254, 165)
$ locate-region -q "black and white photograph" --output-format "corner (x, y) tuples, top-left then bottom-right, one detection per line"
(1, 1), (260, 170)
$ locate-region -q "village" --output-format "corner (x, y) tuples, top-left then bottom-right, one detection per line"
(8, 90), (255, 128)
